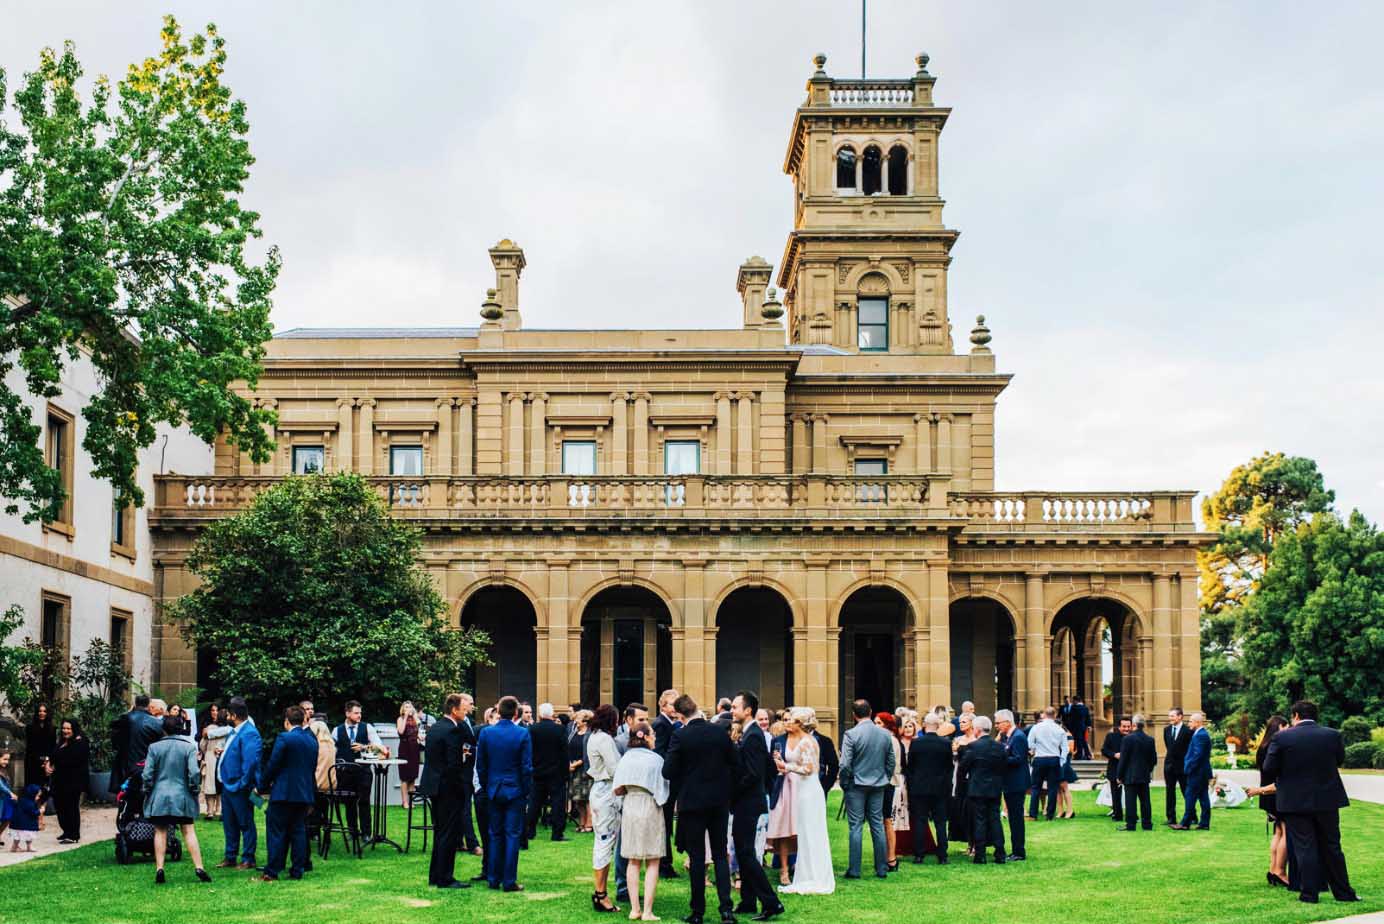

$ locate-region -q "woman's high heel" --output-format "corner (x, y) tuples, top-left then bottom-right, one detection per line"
(593, 891), (618, 913)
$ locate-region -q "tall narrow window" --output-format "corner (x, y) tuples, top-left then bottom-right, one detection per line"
(858, 297), (889, 351)
(663, 440), (700, 507)
(110, 609), (133, 690)
(862, 145), (882, 195)
(111, 485), (135, 557)
(562, 440), (598, 507)
(835, 146), (857, 190)
(292, 445), (324, 474)
(40, 592), (70, 702)
(887, 145), (908, 195)
(389, 445), (423, 504)
(45, 407), (75, 529)
(853, 459), (887, 504)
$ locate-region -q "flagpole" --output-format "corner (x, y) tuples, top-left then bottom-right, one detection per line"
(861, 0), (867, 78)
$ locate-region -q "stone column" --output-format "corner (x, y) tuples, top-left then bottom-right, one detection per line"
(936, 413), (952, 474)
(547, 560), (573, 707)
(528, 392), (547, 476)
(804, 559), (833, 731)
(457, 397), (475, 476)
(680, 562), (710, 706)
(357, 398), (375, 475)
(632, 392), (651, 476)
(790, 414), (809, 474)
(736, 392), (754, 475)
(1021, 572), (1048, 712)
(925, 561), (951, 708)
(336, 398), (354, 472)
(1138, 635), (1154, 716)
(434, 398), (453, 476)
(507, 392), (525, 476)
(1176, 572), (1202, 712)
(1151, 572), (1173, 717)
(914, 412), (930, 474)
(715, 392), (732, 474)
(610, 392), (628, 476)
(810, 414), (828, 473)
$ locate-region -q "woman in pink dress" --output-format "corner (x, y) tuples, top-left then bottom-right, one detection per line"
(765, 718), (796, 886)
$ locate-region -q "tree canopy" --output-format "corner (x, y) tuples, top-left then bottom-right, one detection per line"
(0, 16), (277, 522)
(170, 473), (488, 719)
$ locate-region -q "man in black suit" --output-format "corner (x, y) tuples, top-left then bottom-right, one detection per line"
(1116, 714), (1157, 831)
(1101, 715), (1131, 822)
(457, 693), (480, 854)
(813, 730), (839, 794)
(651, 688), (681, 878)
(421, 693), (471, 889)
(958, 716), (1006, 865)
(662, 694), (737, 924)
(729, 691), (783, 921)
(525, 703), (569, 842)
(1162, 707), (1192, 825)
(1263, 700), (1359, 906)
(904, 713), (953, 863)
(108, 694), (150, 793)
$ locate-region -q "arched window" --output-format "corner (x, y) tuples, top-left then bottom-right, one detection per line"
(862, 145), (882, 195)
(887, 145), (908, 195)
(835, 146), (857, 190)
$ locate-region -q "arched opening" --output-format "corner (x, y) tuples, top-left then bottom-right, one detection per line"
(715, 587), (793, 708)
(838, 586), (913, 720)
(886, 145), (908, 195)
(461, 586), (538, 707)
(835, 146), (857, 191)
(580, 586), (673, 710)
(1050, 597), (1143, 748)
(948, 598), (1016, 716)
(862, 145), (882, 195)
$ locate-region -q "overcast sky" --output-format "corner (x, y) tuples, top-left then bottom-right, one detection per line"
(5, 2), (1383, 523)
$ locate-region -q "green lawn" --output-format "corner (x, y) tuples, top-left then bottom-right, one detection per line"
(1, 791), (1378, 924)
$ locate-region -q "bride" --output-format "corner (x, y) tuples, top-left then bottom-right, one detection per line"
(776, 707), (835, 895)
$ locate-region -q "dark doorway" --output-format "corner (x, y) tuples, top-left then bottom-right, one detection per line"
(853, 633), (895, 714)
(580, 586), (672, 709)
(715, 588), (793, 707)
(838, 586), (911, 720)
(461, 586), (538, 706)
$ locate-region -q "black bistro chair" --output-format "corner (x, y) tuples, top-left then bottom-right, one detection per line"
(318, 762), (363, 859)
(405, 789), (431, 853)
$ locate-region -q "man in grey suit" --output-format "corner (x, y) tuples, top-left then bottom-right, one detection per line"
(838, 698), (895, 879)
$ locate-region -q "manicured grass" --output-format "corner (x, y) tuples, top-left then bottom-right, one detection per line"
(1, 791), (1379, 924)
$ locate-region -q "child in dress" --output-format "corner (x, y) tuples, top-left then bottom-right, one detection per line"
(8, 784), (43, 852)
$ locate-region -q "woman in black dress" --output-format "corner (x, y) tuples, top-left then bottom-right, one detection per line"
(1247, 715), (1291, 888)
(24, 704), (56, 791)
(48, 719), (90, 843)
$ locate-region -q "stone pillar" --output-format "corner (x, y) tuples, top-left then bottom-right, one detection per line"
(547, 560), (573, 707)
(914, 412), (930, 474)
(1138, 635), (1154, 716)
(804, 559), (834, 733)
(632, 392), (651, 476)
(336, 398), (354, 472)
(810, 414), (828, 474)
(681, 562), (710, 707)
(507, 392), (525, 476)
(357, 398), (375, 475)
(610, 392), (628, 476)
(925, 561), (951, 708)
(529, 392), (547, 476)
(457, 397), (475, 476)
(1177, 572), (1202, 712)
(735, 392), (754, 475)
(434, 398), (453, 476)
(714, 393), (733, 474)
(936, 413), (952, 474)
(1152, 572), (1174, 716)
(475, 392), (503, 475)
(791, 414), (809, 474)
(1023, 572), (1049, 712)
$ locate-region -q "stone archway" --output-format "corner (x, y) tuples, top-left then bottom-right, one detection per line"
(948, 597), (1017, 716)
(837, 586), (913, 720)
(461, 586), (538, 706)
(1050, 596), (1144, 749)
(580, 586), (673, 710)
(714, 587), (793, 709)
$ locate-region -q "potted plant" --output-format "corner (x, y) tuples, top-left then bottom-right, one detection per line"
(68, 640), (134, 801)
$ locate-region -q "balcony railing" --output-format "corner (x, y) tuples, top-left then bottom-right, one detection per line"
(828, 79), (916, 108)
(948, 491), (1198, 533)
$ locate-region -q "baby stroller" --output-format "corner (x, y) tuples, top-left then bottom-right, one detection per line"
(114, 764), (181, 865)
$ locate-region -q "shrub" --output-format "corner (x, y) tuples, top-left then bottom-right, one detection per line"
(1343, 742), (1379, 769)
(1374, 747), (1384, 771)
(1341, 716), (1373, 746)
(1372, 726), (1384, 746)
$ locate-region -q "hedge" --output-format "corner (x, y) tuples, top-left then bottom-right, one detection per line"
(1343, 741), (1381, 769)
(1341, 716), (1374, 746)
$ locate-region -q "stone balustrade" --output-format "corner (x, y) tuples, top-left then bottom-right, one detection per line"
(827, 80), (915, 107)
(948, 491), (1198, 532)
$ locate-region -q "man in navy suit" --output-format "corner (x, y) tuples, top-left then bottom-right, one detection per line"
(476, 695), (533, 892)
(1263, 700), (1359, 906)
(217, 697), (262, 870)
(995, 710), (1030, 861)
(1115, 714), (1157, 831)
(1162, 707), (1193, 825)
(257, 705), (319, 881)
(1171, 711), (1213, 830)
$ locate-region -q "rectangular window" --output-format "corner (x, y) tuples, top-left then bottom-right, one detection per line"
(663, 440), (700, 506)
(561, 441), (597, 476)
(853, 458), (887, 504)
(40, 592), (70, 702)
(45, 406), (75, 529)
(853, 459), (888, 475)
(110, 608), (133, 687)
(111, 485), (136, 558)
(292, 445), (325, 475)
(857, 298), (889, 352)
(388, 445), (424, 505)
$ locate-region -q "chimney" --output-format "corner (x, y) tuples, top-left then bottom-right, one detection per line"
(736, 256), (772, 328)
(488, 239), (526, 330)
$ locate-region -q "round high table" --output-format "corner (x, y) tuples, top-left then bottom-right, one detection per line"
(355, 758), (406, 852)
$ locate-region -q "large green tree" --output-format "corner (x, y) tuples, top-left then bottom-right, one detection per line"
(0, 17), (277, 522)
(1196, 452), (1334, 719)
(1237, 511), (1384, 727)
(170, 473), (488, 718)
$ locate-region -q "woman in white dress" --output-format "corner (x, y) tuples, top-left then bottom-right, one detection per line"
(588, 704), (624, 914)
(775, 707), (834, 895)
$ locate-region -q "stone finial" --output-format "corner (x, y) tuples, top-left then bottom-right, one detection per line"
(761, 287), (784, 322)
(969, 314), (992, 353)
(480, 288), (503, 322)
(915, 53), (930, 77)
(813, 53), (827, 76)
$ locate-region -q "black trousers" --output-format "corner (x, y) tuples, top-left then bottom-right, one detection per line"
(679, 806), (733, 916)
(474, 787), (492, 875)
(731, 800), (776, 913)
(54, 789), (82, 841)
(344, 765), (372, 838)
(459, 784), (478, 850)
(1283, 809), (1355, 901)
(1123, 782), (1152, 830)
(909, 793), (949, 858)
(1108, 776), (1124, 820)
(428, 791), (462, 886)
(1164, 769), (1185, 824)
(1002, 791), (1026, 857)
(969, 796), (1004, 859)
(659, 800), (677, 870)
(525, 774), (567, 840)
